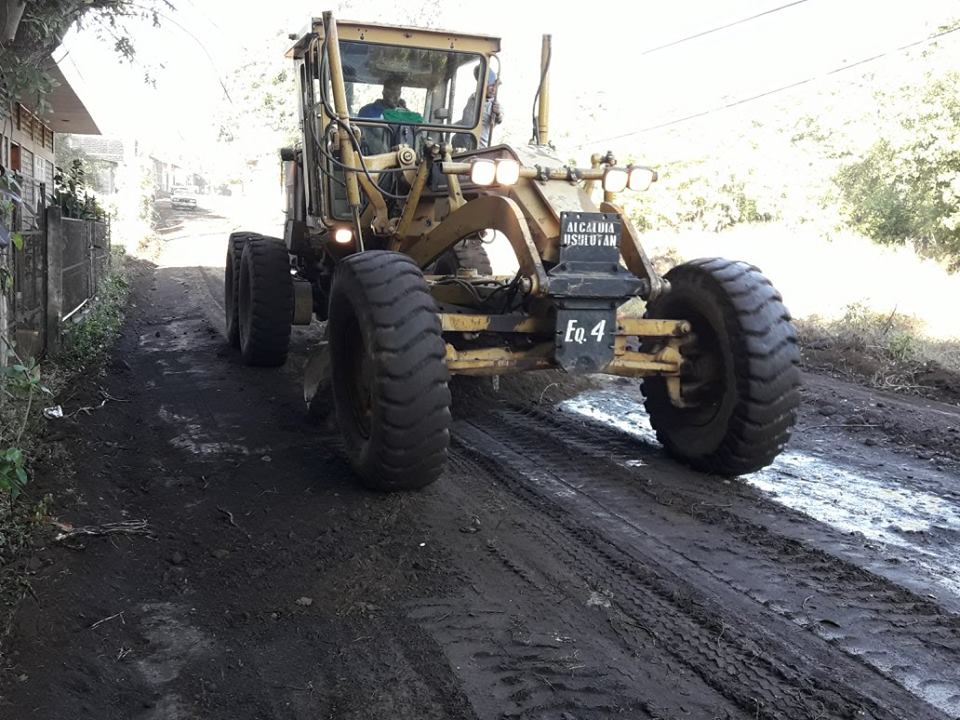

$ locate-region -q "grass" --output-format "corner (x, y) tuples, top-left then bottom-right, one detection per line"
(797, 303), (960, 401)
(621, 242), (960, 403)
(628, 230), (960, 403)
(56, 267), (130, 370)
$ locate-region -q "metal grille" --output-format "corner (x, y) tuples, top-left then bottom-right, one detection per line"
(61, 217), (89, 318)
(61, 216), (112, 321)
(10, 179), (47, 357)
(5, 177), (112, 358)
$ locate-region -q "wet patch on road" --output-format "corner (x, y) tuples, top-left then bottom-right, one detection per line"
(560, 389), (960, 601)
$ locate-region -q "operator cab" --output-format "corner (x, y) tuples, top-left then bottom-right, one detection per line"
(337, 42), (487, 155)
(287, 19), (502, 232)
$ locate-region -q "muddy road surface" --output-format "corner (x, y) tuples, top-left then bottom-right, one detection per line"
(2, 199), (960, 719)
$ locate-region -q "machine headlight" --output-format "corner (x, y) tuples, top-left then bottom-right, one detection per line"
(470, 159), (496, 186)
(334, 227), (353, 244)
(495, 159), (521, 186)
(628, 166), (656, 191)
(602, 168), (629, 193)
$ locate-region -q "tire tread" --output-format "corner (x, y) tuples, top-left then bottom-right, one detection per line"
(643, 257), (800, 476)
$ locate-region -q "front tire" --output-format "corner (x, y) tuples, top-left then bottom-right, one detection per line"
(237, 236), (293, 367)
(224, 231), (258, 348)
(643, 258), (800, 476)
(328, 251), (451, 491)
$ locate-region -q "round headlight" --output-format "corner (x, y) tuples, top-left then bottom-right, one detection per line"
(628, 166), (656, 191)
(334, 227), (353, 244)
(470, 159), (496, 186)
(495, 159), (521, 186)
(602, 168), (629, 193)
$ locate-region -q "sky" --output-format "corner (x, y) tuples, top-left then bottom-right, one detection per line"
(55, 0), (960, 169)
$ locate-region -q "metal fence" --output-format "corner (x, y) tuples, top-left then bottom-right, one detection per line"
(62, 216), (111, 321)
(10, 179), (48, 358)
(4, 178), (111, 360)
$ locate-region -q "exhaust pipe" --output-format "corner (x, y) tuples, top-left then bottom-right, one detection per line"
(537, 34), (551, 146)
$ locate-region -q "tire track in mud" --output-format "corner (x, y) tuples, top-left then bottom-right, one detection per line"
(436, 408), (959, 719)
(471, 406), (960, 714)
(507, 396), (960, 607)
(411, 453), (745, 720)
(521, 394), (960, 610)
(187, 250), (957, 717)
(558, 389), (960, 608)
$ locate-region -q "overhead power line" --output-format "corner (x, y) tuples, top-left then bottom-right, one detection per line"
(577, 23), (960, 149)
(641, 0), (810, 55)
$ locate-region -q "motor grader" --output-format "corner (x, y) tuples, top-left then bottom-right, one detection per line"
(223, 12), (801, 490)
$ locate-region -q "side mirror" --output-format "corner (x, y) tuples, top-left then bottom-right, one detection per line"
(432, 108), (451, 121)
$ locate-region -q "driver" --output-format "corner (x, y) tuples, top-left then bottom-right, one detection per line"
(358, 77), (404, 119)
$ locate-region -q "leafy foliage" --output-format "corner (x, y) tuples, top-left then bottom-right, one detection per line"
(833, 72), (960, 270)
(629, 160), (776, 233)
(1, 1), (174, 158)
(54, 159), (106, 220)
(0, 447), (28, 500)
(617, 24), (960, 266)
(211, 32), (299, 188)
(59, 272), (130, 367)
(0, 165), (22, 249)
(0, 358), (51, 502)
(0, 3), (144, 599)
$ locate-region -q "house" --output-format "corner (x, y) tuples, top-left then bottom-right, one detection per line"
(58, 134), (124, 194)
(0, 58), (101, 360)
(1, 62), (100, 216)
(150, 154), (203, 195)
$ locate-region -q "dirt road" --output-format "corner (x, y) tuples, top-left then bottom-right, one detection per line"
(2, 199), (959, 719)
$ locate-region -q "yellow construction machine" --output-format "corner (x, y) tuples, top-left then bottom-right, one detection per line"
(224, 12), (800, 490)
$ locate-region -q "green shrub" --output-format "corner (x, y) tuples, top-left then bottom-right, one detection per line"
(59, 270), (130, 367)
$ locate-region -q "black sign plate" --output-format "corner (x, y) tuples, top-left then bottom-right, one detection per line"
(555, 308), (616, 374)
(559, 212), (622, 263)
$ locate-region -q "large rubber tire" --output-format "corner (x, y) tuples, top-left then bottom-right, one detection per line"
(432, 236), (492, 276)
(224, 231), (259, 348)
(642, 258), (800, 476)
(328, 251), (451, 491)
(237, 236), (293, 367)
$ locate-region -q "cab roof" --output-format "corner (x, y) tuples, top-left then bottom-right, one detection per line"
(288, 17), (501, 59)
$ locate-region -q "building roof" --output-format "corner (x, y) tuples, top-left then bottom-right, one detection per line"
(65, 135), (123, 162)
(42, 62), (100, 135)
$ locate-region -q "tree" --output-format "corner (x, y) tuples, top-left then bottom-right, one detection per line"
(0, 1), (172, 240)
(2, 1), (171, 105)
(209, 31), (299, 191)
(834, 72), (960, 270)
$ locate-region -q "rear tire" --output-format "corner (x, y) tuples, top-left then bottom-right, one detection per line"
(238, 237), (293, 367)
(224, 231), (258, 347)
(432, 236), (492, 276)
(328, 251), (451, 491)
(642, 258), (800, 476)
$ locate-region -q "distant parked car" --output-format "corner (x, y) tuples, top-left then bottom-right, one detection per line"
(171, 186), (197, 209)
